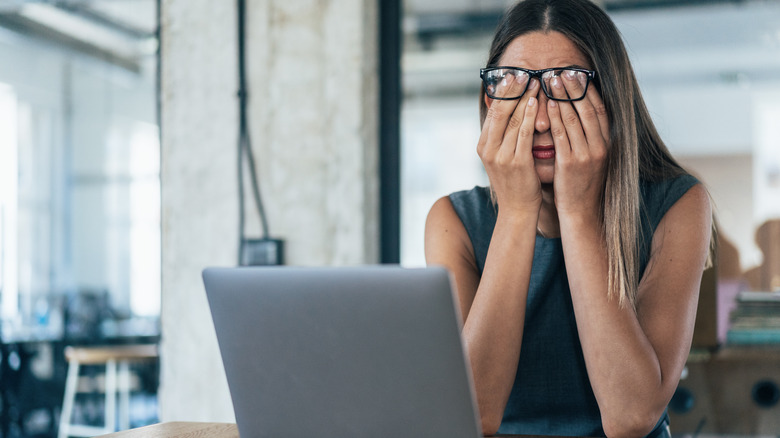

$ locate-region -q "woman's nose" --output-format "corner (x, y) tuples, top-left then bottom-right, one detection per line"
(534, 92), (551, 133)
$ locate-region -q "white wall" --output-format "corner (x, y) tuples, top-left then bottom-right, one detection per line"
(677, 154), (755, 270)
(160, 0), (379, 422)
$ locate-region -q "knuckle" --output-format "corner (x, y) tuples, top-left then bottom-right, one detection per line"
(495, 152), (512, 166)
(551, 125), (567, 139)
(518, 124), (534, 139)
(594, 103), (608, 117)
(563, 113), (580, 126)
(487, 107), (505, 121)
(507, 114), (522, 129)
(477, 139), (487, 153)
(478, 148), (493, 162)
(579, 106), (597, 120)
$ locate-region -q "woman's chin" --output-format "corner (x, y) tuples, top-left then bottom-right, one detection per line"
(535, 164), (555, 185)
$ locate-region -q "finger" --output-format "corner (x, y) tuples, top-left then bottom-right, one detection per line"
(515, 92), (540, 160)
(561, 69), (588, 103)
(477, 105), (493, 156)
(547, 98), (571, 158)
(502, 79), (540, 153)
(491, 70), (529, 100)
(562, 71), (605, 151)
(584, 82), (610, 144)
(482, 74), (527, 152)
(549, 75), (587, 155)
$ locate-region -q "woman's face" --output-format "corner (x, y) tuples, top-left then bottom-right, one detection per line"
(488, 31), (592, 185)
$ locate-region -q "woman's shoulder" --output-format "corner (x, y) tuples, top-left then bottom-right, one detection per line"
(449, 185), (492, 206)
(640, 172), (699, 197)
(638, 172), (711, 278)
(640, 173), (700, 227)
(447, 186), (496, 228)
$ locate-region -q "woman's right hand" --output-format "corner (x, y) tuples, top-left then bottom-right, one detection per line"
(477, 77), (542, 217)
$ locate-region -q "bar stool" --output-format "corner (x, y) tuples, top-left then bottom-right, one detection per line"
(58, 344), (158, 438)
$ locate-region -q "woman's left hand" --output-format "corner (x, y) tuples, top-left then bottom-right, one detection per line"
(547, 72), (610, 221)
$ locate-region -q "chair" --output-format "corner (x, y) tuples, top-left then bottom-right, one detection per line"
(58, 344), (158, 438)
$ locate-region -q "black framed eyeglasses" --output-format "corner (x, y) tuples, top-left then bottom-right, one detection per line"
(480, 67), (597, 102)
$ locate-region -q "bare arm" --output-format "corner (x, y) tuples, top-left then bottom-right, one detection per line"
(561, 185), (711, 437)
(547, 71), (712, 437)
(424, 196), (537, 436)
(424, 78), (544, 436)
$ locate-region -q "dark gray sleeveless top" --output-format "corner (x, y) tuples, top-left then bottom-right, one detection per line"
(448, 174), (698, 437)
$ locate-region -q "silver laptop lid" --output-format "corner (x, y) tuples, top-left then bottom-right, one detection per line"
(203, 266), (481, 438)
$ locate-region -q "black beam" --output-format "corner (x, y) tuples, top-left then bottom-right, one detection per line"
(409, 0), (750, 42)
(379, 0), (402, 264)
(604, 0), (747, 11)
(415, 11), (502, 38)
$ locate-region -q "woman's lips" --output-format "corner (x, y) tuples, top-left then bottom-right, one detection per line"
(532, 145), (555, 160)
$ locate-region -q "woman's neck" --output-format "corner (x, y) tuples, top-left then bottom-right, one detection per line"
(538, 185), (560, 238)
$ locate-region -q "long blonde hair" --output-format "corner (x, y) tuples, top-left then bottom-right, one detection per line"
(481, 0), (702, 308)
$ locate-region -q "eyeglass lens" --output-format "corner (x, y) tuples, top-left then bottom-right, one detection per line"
(483, 68), (590, 101)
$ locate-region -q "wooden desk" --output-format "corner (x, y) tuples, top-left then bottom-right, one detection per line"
(99, 422), (238, 438)
(96, 422), (547, 437)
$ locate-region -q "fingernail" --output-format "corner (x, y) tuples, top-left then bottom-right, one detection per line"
(552, 77), (562, 88)
(565, 70), (577, 80)
(529, 80), (538, 90)
(528, 97), (536, 107)
(549, 100), (557, 108)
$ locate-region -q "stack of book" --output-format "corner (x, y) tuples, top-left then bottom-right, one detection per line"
(726, 290), (780, 345)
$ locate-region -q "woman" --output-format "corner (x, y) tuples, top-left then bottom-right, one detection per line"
(424, 0), (713, 436)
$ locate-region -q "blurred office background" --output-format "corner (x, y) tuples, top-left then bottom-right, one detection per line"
(0, 1), (159, 437)
(0, 0), (779, 437)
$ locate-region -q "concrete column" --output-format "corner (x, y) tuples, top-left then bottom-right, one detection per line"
(160, 0), (379, 421)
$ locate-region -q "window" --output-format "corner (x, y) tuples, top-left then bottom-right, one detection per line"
(0, 1), (159, 340)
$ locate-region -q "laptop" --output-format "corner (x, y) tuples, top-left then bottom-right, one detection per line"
(203, 266), (482, 438)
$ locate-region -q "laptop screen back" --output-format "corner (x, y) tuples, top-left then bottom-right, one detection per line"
(203, 266), (481, 438)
